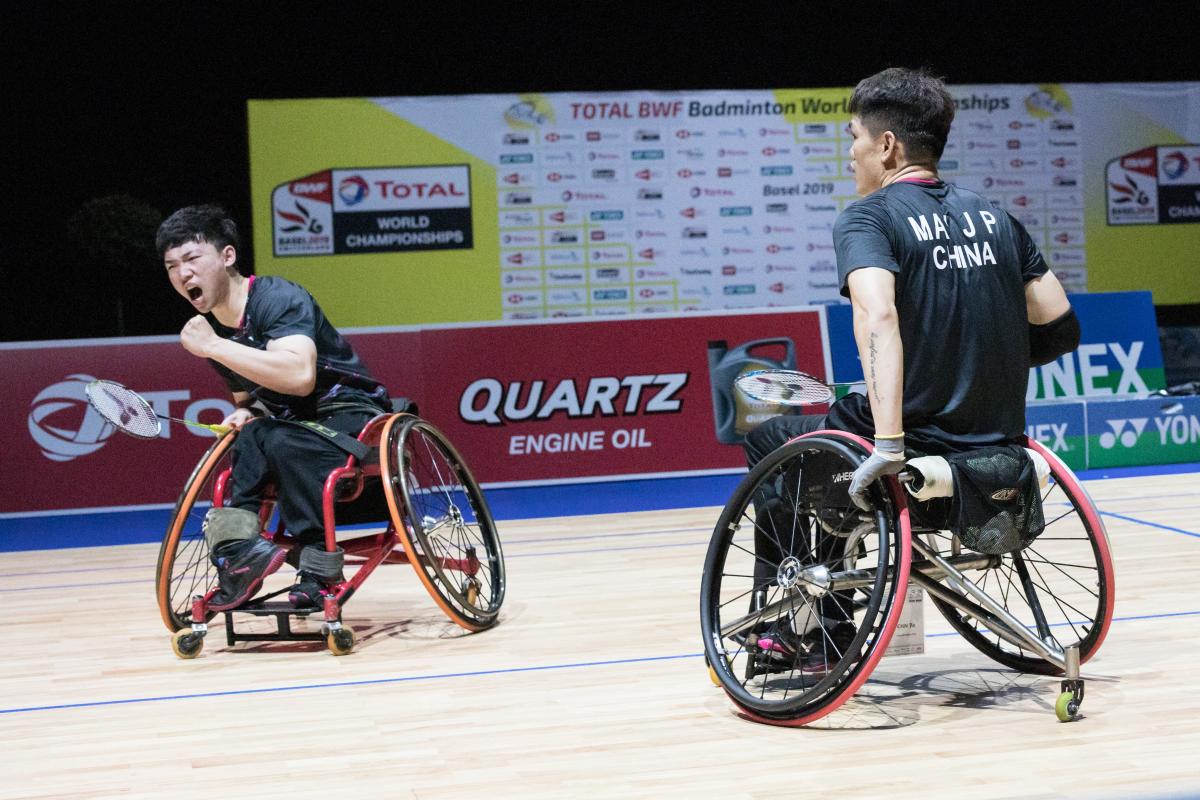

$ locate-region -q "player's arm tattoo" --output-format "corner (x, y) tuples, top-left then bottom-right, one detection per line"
(869, 331), (883, 405)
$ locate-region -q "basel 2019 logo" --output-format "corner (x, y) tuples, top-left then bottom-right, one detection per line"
(1107, 145), (1200, 226)
(28, 374), (115, 462)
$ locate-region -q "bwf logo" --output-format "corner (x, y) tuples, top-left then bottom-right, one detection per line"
(28, 375), (235, 462)
(1098, 418), (1148, 449)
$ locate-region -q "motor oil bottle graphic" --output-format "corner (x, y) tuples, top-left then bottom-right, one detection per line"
(707, 338), (796, 445)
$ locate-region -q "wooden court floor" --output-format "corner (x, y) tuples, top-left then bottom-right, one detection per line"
(1, 472), (1198, 799)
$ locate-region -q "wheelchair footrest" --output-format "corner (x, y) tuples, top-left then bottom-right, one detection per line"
(223, 601), (339, 646)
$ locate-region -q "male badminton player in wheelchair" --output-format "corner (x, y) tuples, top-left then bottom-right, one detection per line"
(740, 67), (1081, 673)
(158, 204), (395, 613)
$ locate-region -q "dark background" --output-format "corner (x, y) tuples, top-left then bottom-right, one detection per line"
(6, 2), (1200, 342)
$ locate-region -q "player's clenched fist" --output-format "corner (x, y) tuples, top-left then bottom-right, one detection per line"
(180, 314), (220, 358)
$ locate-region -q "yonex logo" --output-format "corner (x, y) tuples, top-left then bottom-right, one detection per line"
(1027, 422), (1069, 451)
(1098, 418), (1148, 449)
(1099, 413), (1200, 450)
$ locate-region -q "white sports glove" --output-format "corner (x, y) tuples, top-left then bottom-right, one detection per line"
(848, 434), (906, 511)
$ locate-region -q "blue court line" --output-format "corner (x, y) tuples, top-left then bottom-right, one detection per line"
(1099, 511), (1200, 539)
(0, 527), (710, 581)
(2, 609), (1195, 717)
(926, 608), (1200, 638)
(0, 653), (699, 715)
(0, 578), (155, 593)
(0, 539), (713, 593)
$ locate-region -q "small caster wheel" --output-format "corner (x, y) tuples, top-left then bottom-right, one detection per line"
(172, 629), (204, 660)
(1055, 691), (1080, 722)
(327, 627), (356, 656)
(708, 664), (721, 687)
(463, 577), (480, 606)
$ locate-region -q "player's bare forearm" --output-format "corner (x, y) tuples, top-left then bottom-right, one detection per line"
(208, 335), (317, 396)
(853, 308), (903, 435)
(847, 268), (903, 436)
(180, 315), (317, 396)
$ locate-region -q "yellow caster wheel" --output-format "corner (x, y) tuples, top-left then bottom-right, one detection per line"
(171, 629), (204, 660)
(708, 665), (721, 687)
(327, 627), (356, 656)
(1055, 691), (1080, 722)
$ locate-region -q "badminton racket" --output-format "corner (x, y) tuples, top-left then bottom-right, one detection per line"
(733, 369), (836, 407)
(85, 379), (231, 439)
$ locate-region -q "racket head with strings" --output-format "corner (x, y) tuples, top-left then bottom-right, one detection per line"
(733, 369), (834, 407)
(85, 380), (163, 439)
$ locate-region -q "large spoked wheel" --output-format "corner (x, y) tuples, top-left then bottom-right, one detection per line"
(927, 437), (1115, 674)
(155, 433), (237, 632)
(701, 430), (911, 726)
(381, 416), (505, 632)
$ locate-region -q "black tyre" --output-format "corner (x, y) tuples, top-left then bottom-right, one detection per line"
(700, 431), (912, 725)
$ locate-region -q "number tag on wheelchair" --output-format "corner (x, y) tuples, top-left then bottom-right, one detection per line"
(884, 583), (925, 657)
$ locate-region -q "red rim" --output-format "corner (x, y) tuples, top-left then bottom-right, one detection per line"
(1023, 436), (1116, 664)
(733, 429), (913, 727)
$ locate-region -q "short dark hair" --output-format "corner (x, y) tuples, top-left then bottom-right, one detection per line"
(156, 204), (241, 261)
(849, 67), (955, 163)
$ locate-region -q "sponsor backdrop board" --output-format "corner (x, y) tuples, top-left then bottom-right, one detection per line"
(250, 83), (1200, 328)
(2, 309), (827, 514)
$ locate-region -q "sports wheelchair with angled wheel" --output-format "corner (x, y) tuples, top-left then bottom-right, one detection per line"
(156, 410), (505, 658)
(700, 429), (1114, 725)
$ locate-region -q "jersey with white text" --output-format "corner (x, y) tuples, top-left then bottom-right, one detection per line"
(831, 179), (1048, 454)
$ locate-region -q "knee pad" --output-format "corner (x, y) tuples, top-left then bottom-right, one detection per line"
(298, 546), (345, 581)
(203, 507), (262, 549)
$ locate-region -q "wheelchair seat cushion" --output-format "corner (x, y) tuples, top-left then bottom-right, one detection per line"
(946, 445), (1045, 555)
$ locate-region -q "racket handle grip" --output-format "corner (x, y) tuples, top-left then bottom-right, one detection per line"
(210, 424), (233, 436)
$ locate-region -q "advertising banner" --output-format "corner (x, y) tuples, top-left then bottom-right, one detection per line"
(1024, 401), (1088, 471)
(1, 309), (825, 514)
(7, 339), (239, 513)
(1084, 395), (1200, 469)
(249, 83), (1199, 329)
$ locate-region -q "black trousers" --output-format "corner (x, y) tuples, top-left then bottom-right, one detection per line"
(743, 412), (858, 628)
(743, 412), (828, 471)
(229, 411), (375, 548)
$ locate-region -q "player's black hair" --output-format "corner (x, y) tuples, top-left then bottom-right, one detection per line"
(156, 204), (241, 263)
(849, 67), (955, 163)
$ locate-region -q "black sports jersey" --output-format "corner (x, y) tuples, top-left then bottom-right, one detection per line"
(831, 179), (1048, 454)
(206, 276), (390, 420)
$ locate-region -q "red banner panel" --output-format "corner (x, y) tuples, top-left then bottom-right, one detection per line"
(2, 309), (824, 513)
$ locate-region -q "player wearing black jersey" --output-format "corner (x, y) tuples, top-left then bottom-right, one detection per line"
(743, 68), (1079, 671)
(158, 205), (392, 611)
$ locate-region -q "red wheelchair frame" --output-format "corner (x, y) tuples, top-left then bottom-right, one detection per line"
(155, 412), (505, 657)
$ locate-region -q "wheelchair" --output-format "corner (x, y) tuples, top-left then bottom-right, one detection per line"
(154, 411), (506, 658)
(700, 430), (1115, 725)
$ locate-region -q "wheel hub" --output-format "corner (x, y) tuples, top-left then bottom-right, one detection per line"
(777, 556), (802, 589)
